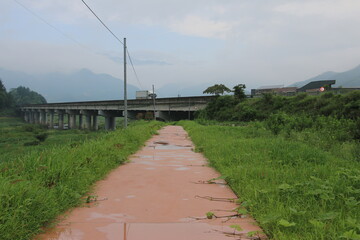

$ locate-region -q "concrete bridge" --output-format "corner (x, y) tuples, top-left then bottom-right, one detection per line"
(20, 96), (215, 130)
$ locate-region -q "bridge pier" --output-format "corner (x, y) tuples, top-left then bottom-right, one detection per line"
(78, 114), (83, 129)
(47, 110), (54, 129)
(66, 110), (79, 129)
(57, 110), (65, 130)
(39, 110), (46, 125)
(80, 110), (98, 130)
(34, 110), (40, 124)
(93, 115), (98, 131)
(100, 110), (122, 131)
(28, 111), (33, 124)
(24, 110), (30, 123)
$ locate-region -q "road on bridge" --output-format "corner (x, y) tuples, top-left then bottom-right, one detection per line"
(37, 126), (263, 240)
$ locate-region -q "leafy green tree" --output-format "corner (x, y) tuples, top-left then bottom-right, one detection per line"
(9, 86), (47, 106)
(0, 79), (13, 110)
(203, 84), (231, 95)
(233, 84), (246, 100)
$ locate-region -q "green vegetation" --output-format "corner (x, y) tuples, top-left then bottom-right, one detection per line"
(9, 86), (47, 106)
(0, 79), (14, 115)
(203, 83), (232, 95)
(197, 91), (360, 121)
(0, 117), (104, 163)
(0, 79), (47, 116)
(0, 119), (164, 240)
(184, 89), (360, 239)
(180, 120), (360, 239)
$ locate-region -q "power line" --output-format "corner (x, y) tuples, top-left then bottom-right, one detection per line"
(13, 0), (92, 52)
(127, 49), (143, 89)
(14, 0), (144, 90)
(81, 0), (144, 89)
(80, 0), (123, 45)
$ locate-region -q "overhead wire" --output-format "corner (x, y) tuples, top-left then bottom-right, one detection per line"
(81, 0), (144, 90)
(80, 0), (123, 45)
(127, 49), (143, 89)
(13, 0), (93, 52)
(13, 0), (144, 90)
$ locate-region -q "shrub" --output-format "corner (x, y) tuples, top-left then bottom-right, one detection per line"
(35, 132), (48, 142)
(265, 112), (290, 135)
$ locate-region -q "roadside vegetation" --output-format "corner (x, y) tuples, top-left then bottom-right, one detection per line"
(1, 79), (47, 116)
(0, 119), (164, 240)
(0, 117), (105, 163)
(179, 89), (360, 240)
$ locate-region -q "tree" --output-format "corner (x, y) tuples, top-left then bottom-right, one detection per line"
(203, 84), (231, 95)
(0, 79), (13, 110)
(9, 86), (47, 106)
(233, 84), (246, 100)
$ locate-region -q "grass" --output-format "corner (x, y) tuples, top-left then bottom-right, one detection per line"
(0, 117), (105, 163)
(0, 118), (164, 240)
(179, 120), (360, 240)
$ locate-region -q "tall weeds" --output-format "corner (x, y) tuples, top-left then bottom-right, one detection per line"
(180, 120), (360, 240)
(0, 121), (163, 240)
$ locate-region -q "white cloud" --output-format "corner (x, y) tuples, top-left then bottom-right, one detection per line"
(2, 0), (360, 91)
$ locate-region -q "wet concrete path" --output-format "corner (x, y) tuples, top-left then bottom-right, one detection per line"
(37, 126), (263, 240)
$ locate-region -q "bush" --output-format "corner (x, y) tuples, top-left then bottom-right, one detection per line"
(35, 132), (48, 142)
(265, 112), (290, 135)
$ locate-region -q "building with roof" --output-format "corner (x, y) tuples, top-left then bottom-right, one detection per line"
(297, 80), (336, 93)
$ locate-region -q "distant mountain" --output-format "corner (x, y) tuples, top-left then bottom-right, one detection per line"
(0, 68), (139, 102)
(290, 65), (360, 88)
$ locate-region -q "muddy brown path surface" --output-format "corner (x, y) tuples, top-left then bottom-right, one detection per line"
(37, 126), (263, 240)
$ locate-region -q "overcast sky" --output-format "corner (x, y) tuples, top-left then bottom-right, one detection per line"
(1, 0), (360, 91)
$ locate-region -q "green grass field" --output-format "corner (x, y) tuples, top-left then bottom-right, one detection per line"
(0, 117), (164, 240)
(180, 120), (360, 240)
(0, 117), (106, 163)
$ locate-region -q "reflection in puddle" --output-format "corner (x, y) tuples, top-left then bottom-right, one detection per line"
(145, 167), (156, 170)
(175, 167), (190, 171)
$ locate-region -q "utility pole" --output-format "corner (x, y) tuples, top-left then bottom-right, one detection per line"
(124, 38), (128, 128)
(152, 84), (156, 120)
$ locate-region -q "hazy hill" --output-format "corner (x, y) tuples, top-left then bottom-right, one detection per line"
(291, 65), (360, 88)
(0, 68), (139, 103)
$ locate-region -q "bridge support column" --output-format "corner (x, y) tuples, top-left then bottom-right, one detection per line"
(47, 110), (54, 129)
(67, 114), (71, 129)
(66, 110), (79, 129)
(34, 111), (40, 124)
(93, 116), (98, 131)
(99, 110), (122, 131)
(57, 110), (64, 130)
(24, 111), (30, 123)
(79, 114), (83, 129)
(29, 111), (34, 124)
(81, 110), (98, 130)
(39, 110), (46, 125)
(85, 115), (91, 130)
(104, 116), (116, 131)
